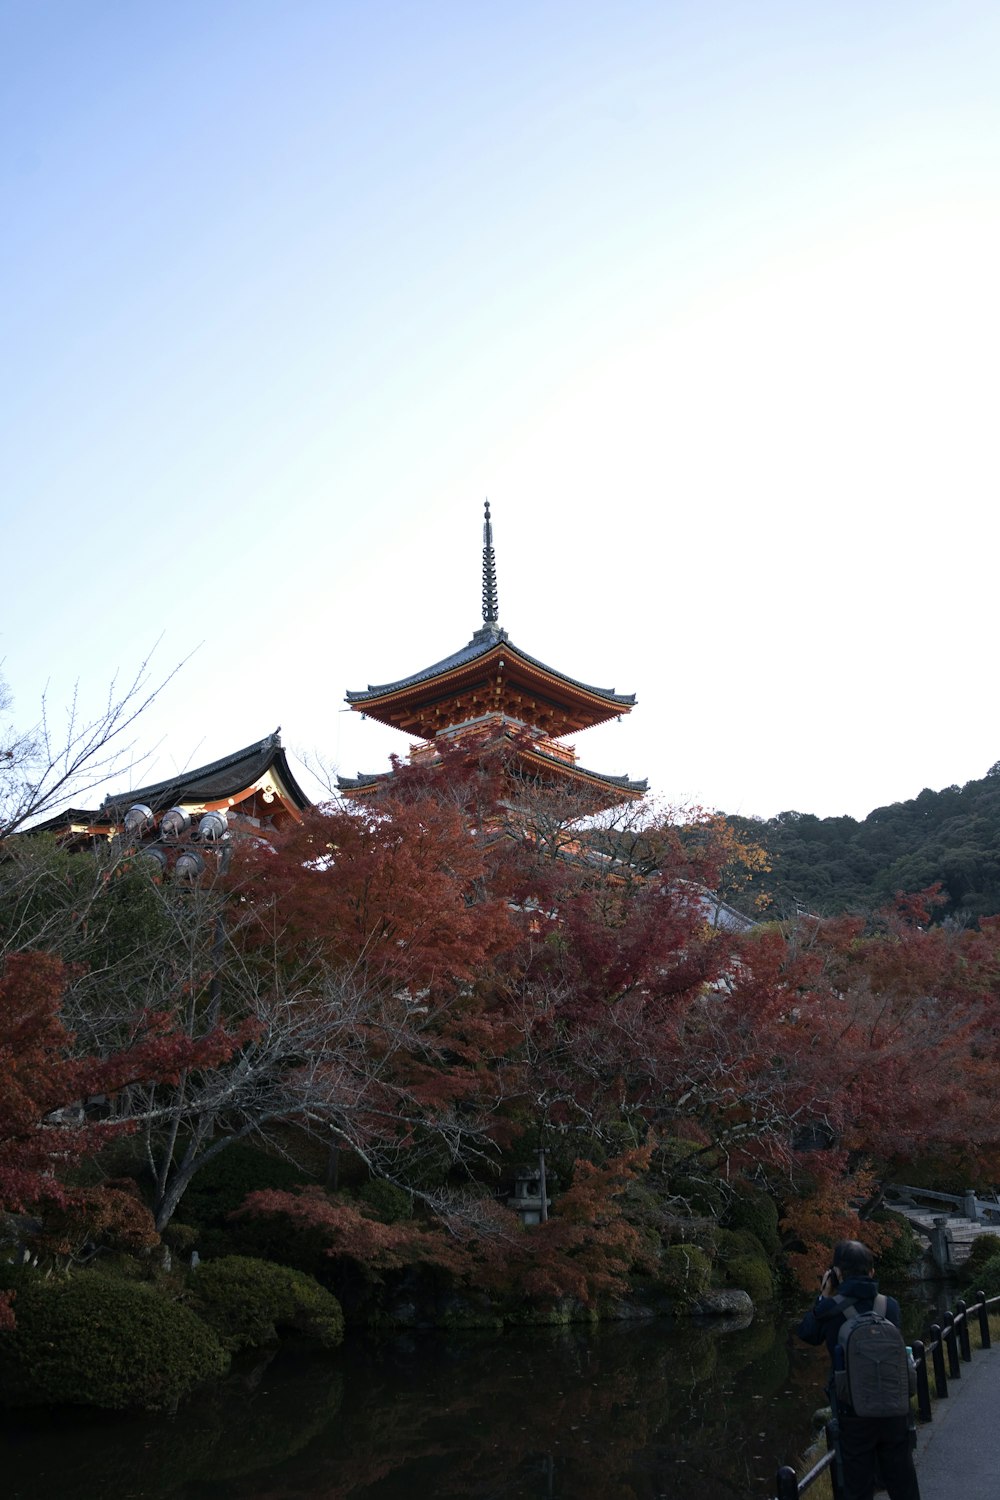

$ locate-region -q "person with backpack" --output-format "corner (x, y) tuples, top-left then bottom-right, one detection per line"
(796, 1239), (920, 1500)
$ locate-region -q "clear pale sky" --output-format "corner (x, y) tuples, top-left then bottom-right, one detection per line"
(4, 2), (999, 822)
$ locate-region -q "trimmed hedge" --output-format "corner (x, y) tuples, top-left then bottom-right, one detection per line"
(356, 1179), (413, 1224)
(724, 1184), (781, 1254)
(177, 1143), (308, 1230)
(659, 1244), (712, 1299)
(965, 1233), (1000, 1274)
(725, 1253), (775, 1306)
(869, 1209), (921, 1277)
(963, 1249), (1000, 1299)
(713, 1227), (768, 1262)
(187, 1255), (345, 1352)
(0, 1268), (228, 1411)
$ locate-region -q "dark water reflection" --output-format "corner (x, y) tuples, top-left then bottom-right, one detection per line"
(4, 1310), (840, 1500)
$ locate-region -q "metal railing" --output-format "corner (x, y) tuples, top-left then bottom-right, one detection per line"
(772, 1289), (999, 1500)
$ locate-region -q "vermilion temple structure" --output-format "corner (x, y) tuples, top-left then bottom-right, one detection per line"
(33, 505), (644, 868)
(32, 731), (311, 876)
(338, 502), (646, 810)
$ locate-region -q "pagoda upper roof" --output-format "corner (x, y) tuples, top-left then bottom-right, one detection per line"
(346, 503), (636, 737)
(347, 622), (635, 708)
(99, 730), (311, 815)
(346, 622), (636, 735)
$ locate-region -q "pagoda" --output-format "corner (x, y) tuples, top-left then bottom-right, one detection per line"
(338, 504), (646, 809)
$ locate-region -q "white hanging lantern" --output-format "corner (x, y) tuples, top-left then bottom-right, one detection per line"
(174, 850), (206, 883)
(197, 810), (228, 842)
(138, 846), (168, 876)
(160, 807), (191, 839)
(124, 803), (154, 836)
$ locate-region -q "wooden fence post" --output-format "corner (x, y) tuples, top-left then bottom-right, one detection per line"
(912, 1339), (932, 1422)
(976, 1290), (991, 1349)
(775, 1464), (799, 1499)
(930, 1324), (948, 1398)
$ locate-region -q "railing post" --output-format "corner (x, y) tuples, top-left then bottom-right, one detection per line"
(826, 1419), (845, 1500)
(930, 1324), (948, 1397)
(956, 1299), (973, 1362)
(912, 1339), (932, 1422)
(977, 1290), (991, 1349)
(775, 1464), (799, 1499)
(943, 1311), (961, 1378)
(930, 1217), (951, 1273)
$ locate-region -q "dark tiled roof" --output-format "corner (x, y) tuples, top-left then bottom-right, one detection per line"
(524, 745), (647, 795)
(346, 625), (636, 708)
(335, 770), (391, 791)
(26, 807), (113, 835)
(100, 731), (311, 813)
(337, 751), (646, 798)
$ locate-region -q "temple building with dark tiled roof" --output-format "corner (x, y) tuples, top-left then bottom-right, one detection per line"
(339, 503), (646, 810)
(31, 730), (310, 877)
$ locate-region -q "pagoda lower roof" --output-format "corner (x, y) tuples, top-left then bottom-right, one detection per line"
(99, 731), (311, 815)
(345, 623), (636, 735)
(338, 749), (646, 799)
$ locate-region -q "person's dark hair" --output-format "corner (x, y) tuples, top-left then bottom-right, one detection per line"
(832, 1240), (874, 1278)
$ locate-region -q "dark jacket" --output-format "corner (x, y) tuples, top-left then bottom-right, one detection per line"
(796, 1275), (903, 1363)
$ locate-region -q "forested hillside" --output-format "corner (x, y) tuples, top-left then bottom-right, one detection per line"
(733, 763), (1000, 922)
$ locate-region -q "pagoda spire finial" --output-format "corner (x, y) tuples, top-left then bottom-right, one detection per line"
(482, 498), (499, 626)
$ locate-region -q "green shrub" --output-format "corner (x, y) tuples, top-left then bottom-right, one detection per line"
(187, 1255), (345, 1352)
(217, 1205), (333, 1281)
(162, 1221), (200, 1256)
(713, 1227), (768, 1263)
(357, 1179), (413, 1223)
(658, 1244), (712, 1300)
(964, 1250), (1000, 1299)
(965, 1233), (1000, 1274)
(651, 1136), (717, 1175)
(870, 1210), (921, 1277)
(725, 1254), (775, 1306)
(0, 1268), (228, 1411)
(724, 1184), (780, 1254)
(178, 1144), (309, 1230)
(669, 1175), (726, 1219)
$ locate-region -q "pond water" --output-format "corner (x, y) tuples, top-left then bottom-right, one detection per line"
(3, 1306), (847, 1500)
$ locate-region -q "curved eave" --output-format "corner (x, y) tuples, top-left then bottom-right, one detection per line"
(338, 750), (646, 804)
(337, 770), (391, 799)
(347, 638), (635, 735)
(516, 745), (647, 799)
(100, 733), (312, 818)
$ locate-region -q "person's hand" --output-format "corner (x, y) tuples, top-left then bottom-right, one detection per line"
(819, 1268), (838, 1296)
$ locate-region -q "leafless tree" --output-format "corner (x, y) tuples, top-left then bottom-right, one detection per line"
(0, 647), (187, 839)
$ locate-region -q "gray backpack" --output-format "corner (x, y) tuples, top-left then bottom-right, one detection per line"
(833, 1293), (914, 1418)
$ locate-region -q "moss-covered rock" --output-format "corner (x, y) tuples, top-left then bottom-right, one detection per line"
(0, 1268), (228, 1411)
(187, 1255), (345, 1353)
(693, 1288), (754, 1318)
